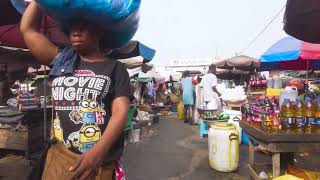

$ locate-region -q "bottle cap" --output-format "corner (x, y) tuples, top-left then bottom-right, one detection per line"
(305, 97), (312, 101)
(296, 97), (301, 101)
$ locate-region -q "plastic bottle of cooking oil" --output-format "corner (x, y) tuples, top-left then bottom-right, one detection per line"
(304, 97), (316, 133)
(314, 97), (320, 133)
(281, 98), (296, 133)
(294, 98), (305, 133)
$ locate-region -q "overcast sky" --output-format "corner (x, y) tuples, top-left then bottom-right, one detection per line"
(133, 0), (287, 66)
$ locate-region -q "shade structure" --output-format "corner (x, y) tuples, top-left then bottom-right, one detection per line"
(260, 36), (320, 71)
(215, 68), (250, 80)
(213, 55), (259, 71)
(110, 41), (156, 63)
(284, 0), (320, 43)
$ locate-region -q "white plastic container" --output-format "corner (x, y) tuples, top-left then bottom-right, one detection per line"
(208, 122), (239, 172)
(280, 86), (298, 106)
(273, 76), (282, 89)
(129, 129), (140, 143)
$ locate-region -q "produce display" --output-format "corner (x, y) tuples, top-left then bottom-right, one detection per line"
(197, 109), (229, 121)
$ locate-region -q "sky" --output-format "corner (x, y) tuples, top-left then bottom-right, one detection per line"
(133, 0), (287, 66)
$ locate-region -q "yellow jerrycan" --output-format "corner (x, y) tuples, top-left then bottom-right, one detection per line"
(177, 101), (184, 120)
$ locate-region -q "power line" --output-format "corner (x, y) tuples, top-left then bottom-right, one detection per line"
(239, 5), (286, 55)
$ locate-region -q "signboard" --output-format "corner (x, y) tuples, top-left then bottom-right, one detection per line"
(170, 58), (213, 67)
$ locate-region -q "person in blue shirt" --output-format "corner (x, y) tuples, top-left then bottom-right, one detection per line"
(181, 71), (195, 124)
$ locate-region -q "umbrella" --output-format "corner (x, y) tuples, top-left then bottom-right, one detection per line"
(110, 41), (156, 63)
(213, 55), (259, 71)
(215, 68), (251, 80)
(284, 0), (320, 43)
(260, 36), (320, 71)
(0, 17), (68, 49)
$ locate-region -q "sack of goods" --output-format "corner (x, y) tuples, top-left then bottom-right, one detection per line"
(12, 0), (141, 48)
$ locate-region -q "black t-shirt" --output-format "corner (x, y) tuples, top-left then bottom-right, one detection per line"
(51, 59), (131, 163)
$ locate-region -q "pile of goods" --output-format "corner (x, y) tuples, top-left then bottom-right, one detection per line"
(248, 73), (268, 91)
(242, 96), (281, 133)
(242, 96), (320, 133)
(17, 92), (40, 111)
(217, 85), (247, 102)
(197, 109), (230, 121)
(136, 110), (151, 122)
(280, 97), (320, 133)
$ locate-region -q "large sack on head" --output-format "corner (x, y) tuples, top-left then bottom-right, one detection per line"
(12, 0), (140, 48)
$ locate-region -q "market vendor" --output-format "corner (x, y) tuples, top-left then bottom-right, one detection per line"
(200, 65), (222, 114)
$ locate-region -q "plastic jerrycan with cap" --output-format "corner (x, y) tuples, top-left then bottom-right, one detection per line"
(208, 122), (239, 172)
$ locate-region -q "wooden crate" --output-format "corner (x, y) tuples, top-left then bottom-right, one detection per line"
(0, 108), (52, 157)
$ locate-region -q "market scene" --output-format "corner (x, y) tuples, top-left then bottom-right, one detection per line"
(0, 0), (320, 180)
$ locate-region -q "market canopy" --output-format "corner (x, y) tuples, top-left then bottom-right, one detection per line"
(215, 68), (250, 80)
(284, 0), (320, 43)
(260, 36), (320, 71)
(110, 41), (156, 63)
(0, 18), (68, 49)
(213, 55), (259, 71)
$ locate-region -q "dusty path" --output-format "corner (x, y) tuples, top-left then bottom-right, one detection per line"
(123, 115), (265, 180)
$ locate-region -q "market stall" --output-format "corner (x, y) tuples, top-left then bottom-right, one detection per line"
(238, 36), (320, 179)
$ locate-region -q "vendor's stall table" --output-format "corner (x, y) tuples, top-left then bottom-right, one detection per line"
(225, 101), (244, 111)
(239, 121), (320, 179)
(247, 91), (266, 101)
(0, 108), (51, 158)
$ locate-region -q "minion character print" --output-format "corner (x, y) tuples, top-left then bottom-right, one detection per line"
(53, 116), (64, 143)
(69, 99), (106, 125)
(78, 124), (101, 153)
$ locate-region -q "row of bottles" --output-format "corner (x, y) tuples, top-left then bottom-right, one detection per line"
(280, 97), (320, 133)
(242, 97), (279, 121)
(249, 73), (267, 91)
(241, 96), (320, 133)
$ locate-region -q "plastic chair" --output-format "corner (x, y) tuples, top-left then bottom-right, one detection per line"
(124, 107), (137, 142)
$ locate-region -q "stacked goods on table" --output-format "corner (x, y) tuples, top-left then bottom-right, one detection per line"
(17, 93), (40, 111)
(248, 73), (268, 92)
(242, 95), (320, 133)
(241, 96), (281, 133)
(281, 97), (320, 133)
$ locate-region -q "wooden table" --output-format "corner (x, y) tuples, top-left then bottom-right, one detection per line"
(225, 101), (244, 111)
(239, 121), (320, 179)
(0, 108), (51, 158)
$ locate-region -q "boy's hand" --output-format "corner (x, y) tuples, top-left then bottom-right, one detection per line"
(69, 146), (105, 180)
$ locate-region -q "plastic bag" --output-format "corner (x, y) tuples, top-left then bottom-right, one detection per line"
(12, 0), (140, 48)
